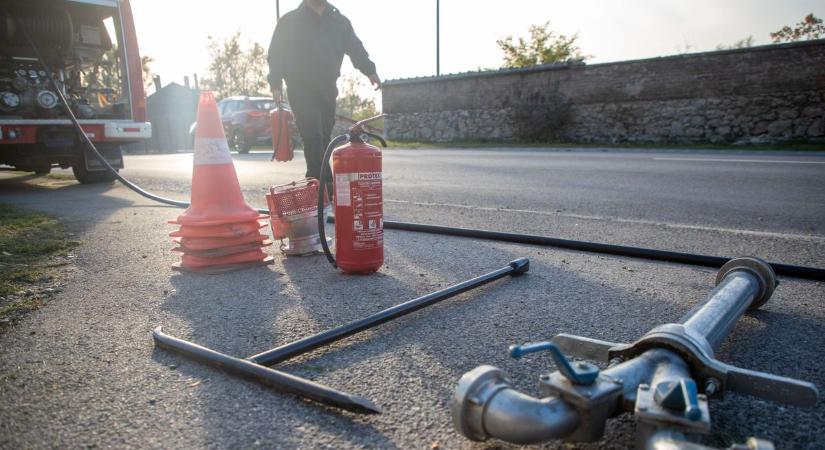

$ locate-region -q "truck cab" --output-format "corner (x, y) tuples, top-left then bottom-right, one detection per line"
(0, 0), (150, 183)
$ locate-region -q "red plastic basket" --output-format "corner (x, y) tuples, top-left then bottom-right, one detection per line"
(266, 178), (327, 219)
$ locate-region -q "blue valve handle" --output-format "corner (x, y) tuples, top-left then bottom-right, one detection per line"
(653, 378), (702, 421)
(509, 341), (599, 385)
(679, 379), (701, 421)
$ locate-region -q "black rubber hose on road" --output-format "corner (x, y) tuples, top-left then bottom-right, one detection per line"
(377, 221), (825, 282)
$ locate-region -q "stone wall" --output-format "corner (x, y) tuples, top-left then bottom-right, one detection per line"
(382, 40), (825, 144)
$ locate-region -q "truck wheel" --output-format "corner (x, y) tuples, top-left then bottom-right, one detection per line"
(72, 164), (117, 184)
(71, 144), (123, 184)
(231, 129), (252, 154)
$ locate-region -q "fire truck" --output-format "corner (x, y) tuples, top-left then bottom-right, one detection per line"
(0, 0), (150, 183)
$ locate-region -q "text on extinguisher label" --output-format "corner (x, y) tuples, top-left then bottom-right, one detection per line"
(343, 172), (383, 251)
(335, 173), (356, 206)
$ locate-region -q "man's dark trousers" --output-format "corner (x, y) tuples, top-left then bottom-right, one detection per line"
(288, 83), (337, 197)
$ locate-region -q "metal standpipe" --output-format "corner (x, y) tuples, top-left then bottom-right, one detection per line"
(267, 179), (330, 256)
(152, 258), (529, 415)
(679, 257), (775, 352)
(451, 257), (818, 448)
(275, 210), (329, 256)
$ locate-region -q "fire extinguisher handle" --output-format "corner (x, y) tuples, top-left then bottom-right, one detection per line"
(363, 132), (387, 148)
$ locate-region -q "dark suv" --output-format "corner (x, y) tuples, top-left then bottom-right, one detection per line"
(191, 96), (275, 153)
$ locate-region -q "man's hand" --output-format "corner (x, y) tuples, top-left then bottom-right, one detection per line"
(272, 89), (283, 104)
(368, 73), (382, 90)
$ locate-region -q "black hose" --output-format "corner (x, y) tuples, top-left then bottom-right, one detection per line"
(375, 221), (825, 282)
(317, 134), (349, 268)
(364, 132), (388, 148)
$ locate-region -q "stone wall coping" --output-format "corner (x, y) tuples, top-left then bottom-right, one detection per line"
(383, 38), (825, 87)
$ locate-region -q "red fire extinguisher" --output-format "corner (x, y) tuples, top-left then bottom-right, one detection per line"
(270, 102), (294, 162)
(317, 115), (386, 274)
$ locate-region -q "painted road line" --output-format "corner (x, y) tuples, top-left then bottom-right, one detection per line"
(384, 198), (825, 243)
(653, 157), (825, 164)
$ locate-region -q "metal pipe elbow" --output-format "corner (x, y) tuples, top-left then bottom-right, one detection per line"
(451, 365), (580, 445)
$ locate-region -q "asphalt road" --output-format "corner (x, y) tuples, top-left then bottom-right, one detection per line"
(1, 147), (824, 449)
(120, 148), (825, 265)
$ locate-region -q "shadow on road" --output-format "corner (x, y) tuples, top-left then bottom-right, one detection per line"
(157, 262), (397, 449)
(707, 307), (825, 448)
(0, 172), (139, 234)
(267, 238), (663, 448)
(273, 236), (824, 449)
(145, 216), (823, 448)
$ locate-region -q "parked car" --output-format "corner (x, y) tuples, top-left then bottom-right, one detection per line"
(189, 96), (275, 153)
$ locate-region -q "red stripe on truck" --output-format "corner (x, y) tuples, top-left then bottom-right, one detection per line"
(120, 0), (148, 123)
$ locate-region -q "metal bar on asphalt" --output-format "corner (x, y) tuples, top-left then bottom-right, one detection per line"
(247, 258), (530, 366)
(152, 327), (381, 414)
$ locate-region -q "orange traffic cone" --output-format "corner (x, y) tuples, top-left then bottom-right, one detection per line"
(172, 233), (269, 251)
(179, 249), (271, 268)
(169, 91), (272, 273)
(169, 220), (266, 238)
(172, 240), (272, 258)
(172, 250), (274, 273)
(172, 92), (267, 226)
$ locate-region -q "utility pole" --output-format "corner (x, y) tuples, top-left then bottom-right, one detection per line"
(436, 0), (440, 76)
(276, 0), (281, 23)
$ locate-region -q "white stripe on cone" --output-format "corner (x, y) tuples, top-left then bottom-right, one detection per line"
(194, 137), (233, 166)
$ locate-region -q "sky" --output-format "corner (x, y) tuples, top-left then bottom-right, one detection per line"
(131, 0), (824, 99)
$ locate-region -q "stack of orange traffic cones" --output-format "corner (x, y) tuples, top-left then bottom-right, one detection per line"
(169, 92), (273, 273)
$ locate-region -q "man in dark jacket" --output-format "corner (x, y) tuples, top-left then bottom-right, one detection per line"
(267, 0), (380, 189)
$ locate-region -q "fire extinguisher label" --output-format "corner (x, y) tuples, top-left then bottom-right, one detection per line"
(350, 172), (383, 250)
(335, 173), (356, 206)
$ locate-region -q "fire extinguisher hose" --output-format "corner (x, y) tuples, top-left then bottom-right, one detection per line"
(317, 134), (349, 268)
(317, 132), (388, 269)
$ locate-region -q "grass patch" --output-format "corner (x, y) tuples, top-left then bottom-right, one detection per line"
(386, 139), (825, 151)
(0, 203), (78, 326)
